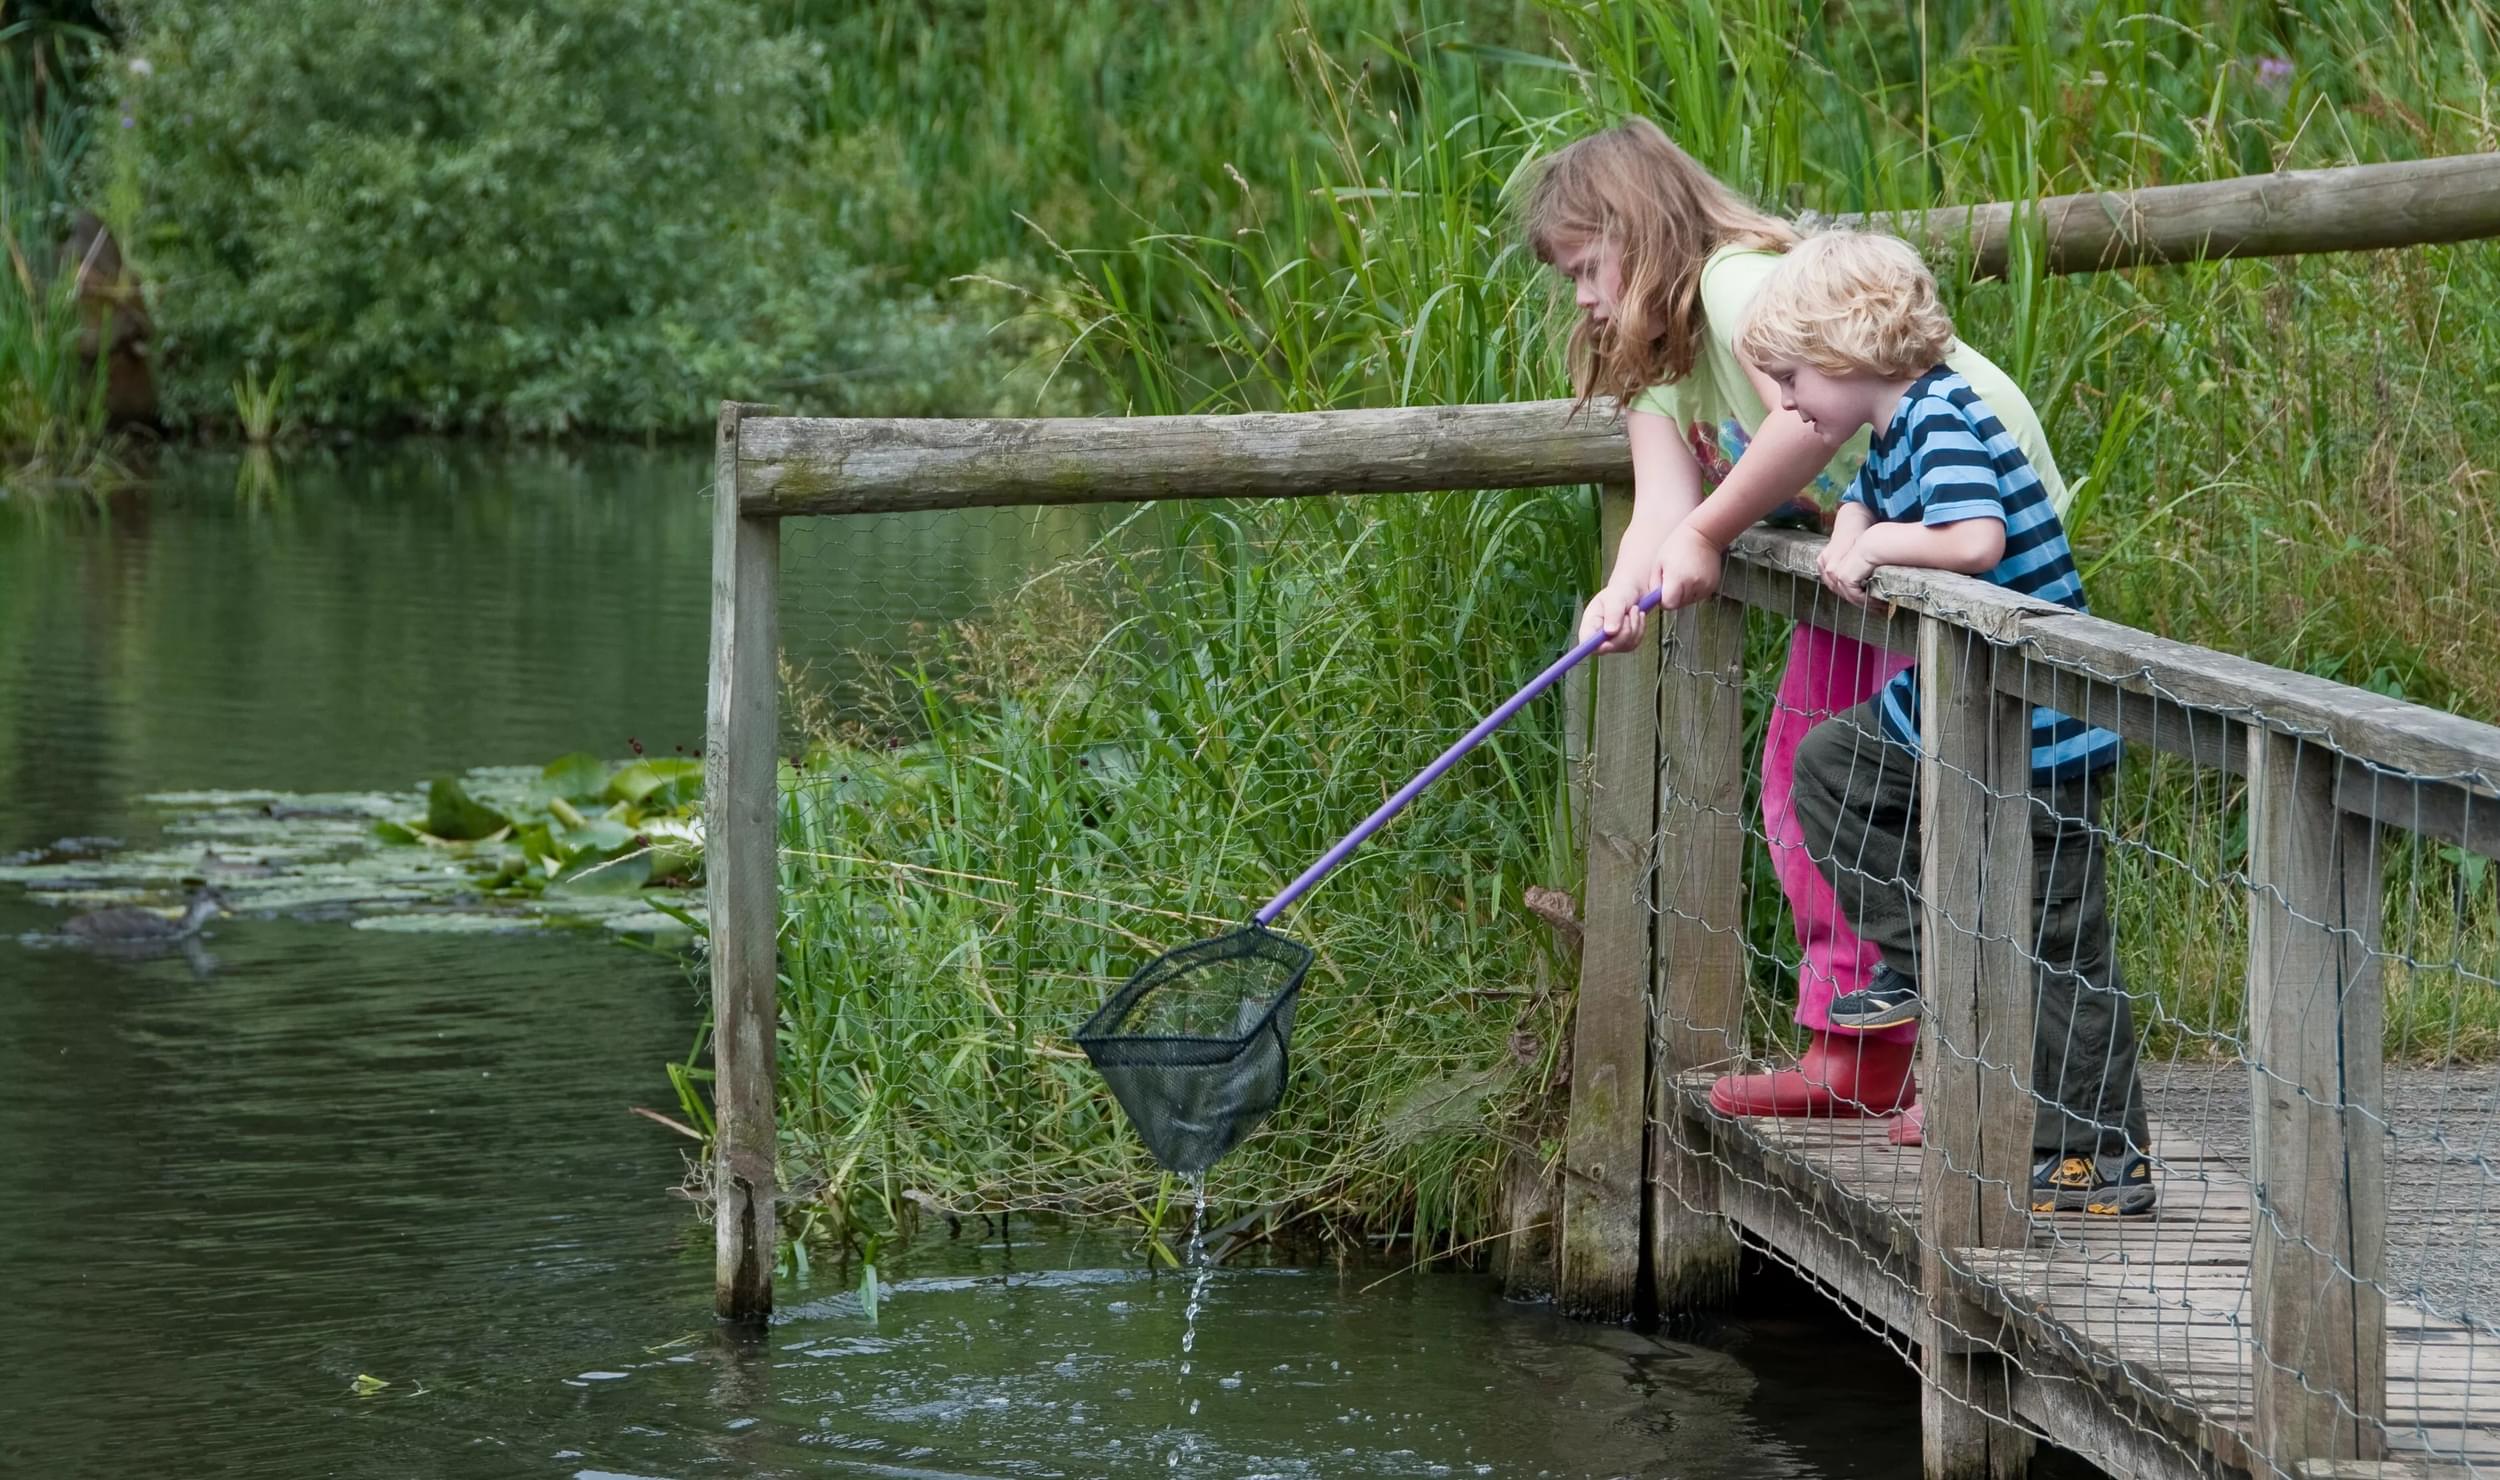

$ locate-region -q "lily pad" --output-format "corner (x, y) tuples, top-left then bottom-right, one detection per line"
(142, 789), (287, 808)
(539, 753), (614, 804)
(606, 758), (702, 808)
(551, 844), (653, 896)
(425, 777), (512, 842)
(600, 909), (701, 938)
(556, 818), (635, 855)
(351, 913), (534, 935)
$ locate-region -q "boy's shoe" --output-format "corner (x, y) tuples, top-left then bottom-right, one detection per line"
(1828, 965), (1923, 1029)
(2031, 1151), (2157, 1216)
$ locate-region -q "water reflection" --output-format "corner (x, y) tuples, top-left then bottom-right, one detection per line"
(0, 447), (1973, 1479)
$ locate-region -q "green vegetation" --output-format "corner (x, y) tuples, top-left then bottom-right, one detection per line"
(774, 495), (1585, 1252)
(373, 757), (706, 906)
(90, 0), (1065, 436)
(2, 3), (117, 487)
(767, 0), (2500, 1256)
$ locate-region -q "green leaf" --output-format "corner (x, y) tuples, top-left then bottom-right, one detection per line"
(484, 855), (533, 892)
(373, 820), (420, 845)
(644, 843), (701, 887)
(556, 818), (635, 856)
(551, 843), (653, 896)
(539, 752), (613, 803)
(1435, 39), (1586, 74)
(512, 823), (556, 866)
(425, 776), (511, 842)
(606, 758), (703, 808)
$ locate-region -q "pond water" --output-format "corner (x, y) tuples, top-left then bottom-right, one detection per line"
(0, 448), (2063, 1477)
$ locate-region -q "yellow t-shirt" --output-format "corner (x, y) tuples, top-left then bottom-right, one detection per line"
(1628, 246), (2071, 516)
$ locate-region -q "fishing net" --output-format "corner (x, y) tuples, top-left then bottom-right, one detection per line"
(1073, 925), (1311, 1176)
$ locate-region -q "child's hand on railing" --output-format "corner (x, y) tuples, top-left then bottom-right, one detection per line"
(1814, 501), (1881, 607)
(1649, 525), (1726, 611)
(1818, 534), (1876, 607)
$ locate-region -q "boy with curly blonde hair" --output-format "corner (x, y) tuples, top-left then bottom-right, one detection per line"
(1736, 230), (2154, 1216)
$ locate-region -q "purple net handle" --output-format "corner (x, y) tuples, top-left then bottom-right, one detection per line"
(1254, 587), (1665, 928)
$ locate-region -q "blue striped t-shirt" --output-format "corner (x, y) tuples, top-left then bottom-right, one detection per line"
(1843, 367), (2119, 783)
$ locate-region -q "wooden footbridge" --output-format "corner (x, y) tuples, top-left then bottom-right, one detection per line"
(1680, 1096), (2500, 1479)
(704, 154), (2500, 1478)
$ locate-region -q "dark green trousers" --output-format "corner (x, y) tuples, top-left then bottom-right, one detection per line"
(1790, 698), (2149, 1158)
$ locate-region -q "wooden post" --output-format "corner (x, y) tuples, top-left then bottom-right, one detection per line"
(1917, 620), (2037, 1480)
(706, 401), (783, 1321)
(2248, 728), (2388, 1466)
(1563, 661), (1592, 857)
(1559, 480), (1660, 1320)
(1647, 595), (1747, 1312)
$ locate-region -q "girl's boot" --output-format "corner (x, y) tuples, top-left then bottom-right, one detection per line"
(1707, 1028), (1916, 1118)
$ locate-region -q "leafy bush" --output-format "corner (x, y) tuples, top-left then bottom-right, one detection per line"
(99, 0), (1057, 434)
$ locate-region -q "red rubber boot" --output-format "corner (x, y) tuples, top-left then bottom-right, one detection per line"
(1708, 1029), (1917, 1118)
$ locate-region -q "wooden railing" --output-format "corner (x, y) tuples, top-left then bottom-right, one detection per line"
(1854, 152), (2500, 278)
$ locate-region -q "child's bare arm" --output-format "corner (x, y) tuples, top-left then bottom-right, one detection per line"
(1825, 500), (1874, 553)
(1822, 518), (2005, 606)
(1580, 411), (1705, 653)
(1648, 360), (1838, 608)
(1852, 517), (2004, 574)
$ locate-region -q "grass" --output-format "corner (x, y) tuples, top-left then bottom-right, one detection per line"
(0, 19), (120, 493)
(230, 363), (291, 446)
(766, 0), (2500, 1258)
(776, 492), (1589, 1253)
(0, 224), (113, 492)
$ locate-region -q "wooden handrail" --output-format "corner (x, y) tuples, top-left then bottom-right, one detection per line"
(737, 400), (1624, 515)
(1718, 529), (2500, 854)
(724, 401), (2500, 840)
(1847, 153), (2500, 278)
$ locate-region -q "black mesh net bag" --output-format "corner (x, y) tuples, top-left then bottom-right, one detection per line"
(1073, 925), (1312, 1176)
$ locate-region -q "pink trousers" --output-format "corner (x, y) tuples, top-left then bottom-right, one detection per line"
(1761, 622), (1918, 1044)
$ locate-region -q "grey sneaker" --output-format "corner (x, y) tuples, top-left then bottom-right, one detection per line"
(2031, 1151), (2157, 1216)
(1828, 965), (1922, 1029)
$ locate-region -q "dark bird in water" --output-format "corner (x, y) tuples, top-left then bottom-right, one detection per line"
(63, 885), (229, 944)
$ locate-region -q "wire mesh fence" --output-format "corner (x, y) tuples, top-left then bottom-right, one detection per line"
(1646, 539), (2500, 1478)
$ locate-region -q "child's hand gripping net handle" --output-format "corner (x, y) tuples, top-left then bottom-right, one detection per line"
(1254, 587), (1666, 927)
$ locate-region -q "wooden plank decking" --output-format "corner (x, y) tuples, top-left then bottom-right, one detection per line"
(1666, 1073), (2500, 1480)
